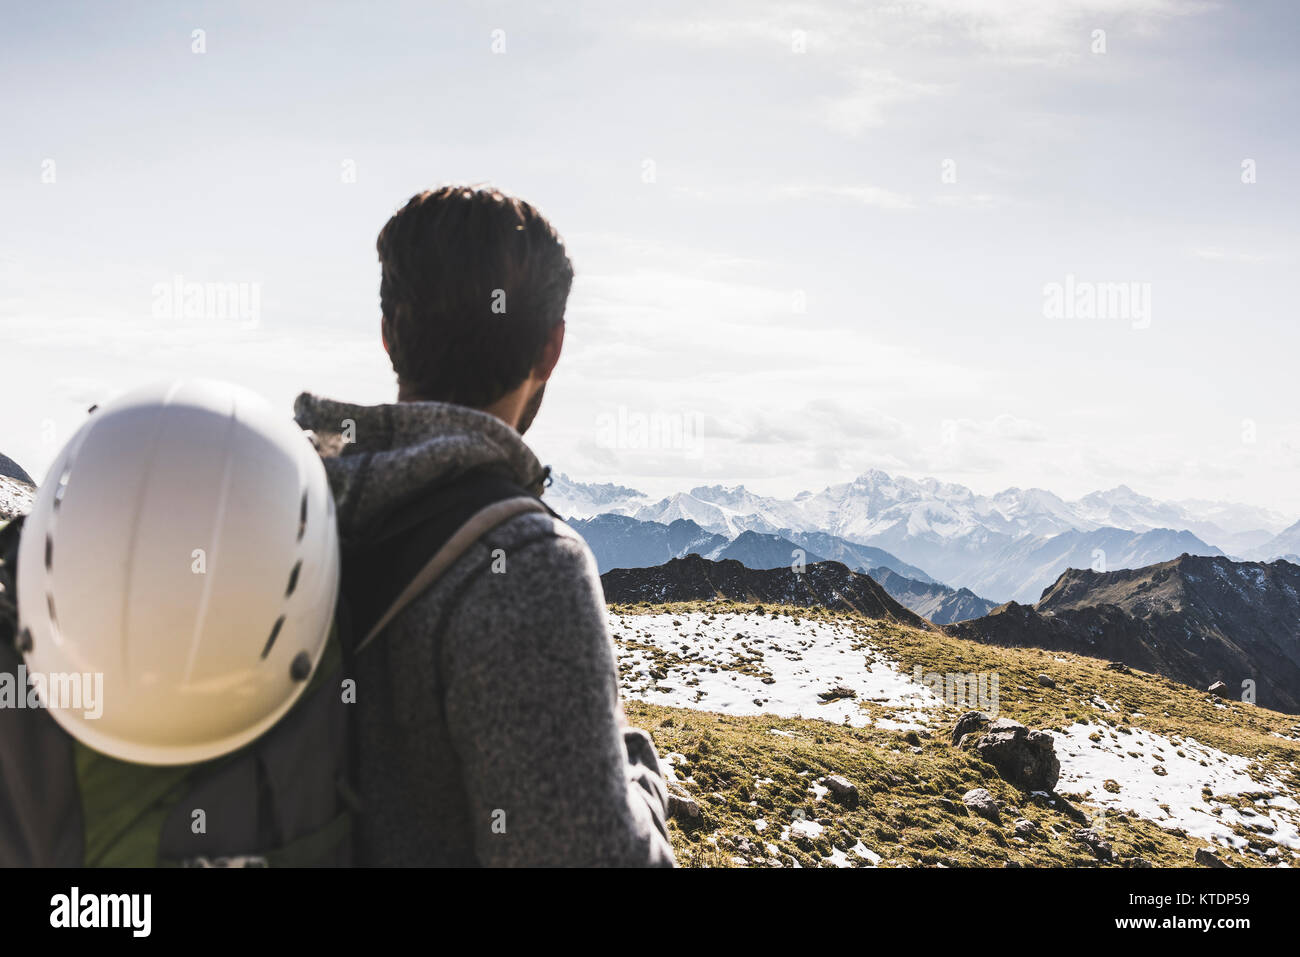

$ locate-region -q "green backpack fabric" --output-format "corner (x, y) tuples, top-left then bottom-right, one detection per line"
(0, 468), (548, 867)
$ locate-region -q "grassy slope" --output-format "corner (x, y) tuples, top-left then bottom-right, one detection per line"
(614, 600), (1300, 868)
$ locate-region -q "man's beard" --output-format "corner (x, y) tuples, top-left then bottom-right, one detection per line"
(516, 382), (546, 435)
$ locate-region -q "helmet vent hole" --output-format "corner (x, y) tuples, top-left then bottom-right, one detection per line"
(44, 535), (53, 571)
(53, 467), (71, 509)
(261, 615), (286, 659)
(46, 592), (58, 627)
(290, 651), (312, 682)
(285, 560), (302, 598)
(297, 491), (308, 542)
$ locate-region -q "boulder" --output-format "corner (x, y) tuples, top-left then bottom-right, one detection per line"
(1072, 828), (1114, 861)
(962, 788), (1000, 822)
(1037, 674), (1055, 688)
(951, 711), (992, 745)
(666, 783), (701, 822)
(823, 775), (859, 808)
(975, 718), (1061, 791)
(1012, 818), (1039, 839)
(1195, 848), (1229, 868)
(1207, 681), (1228, 697)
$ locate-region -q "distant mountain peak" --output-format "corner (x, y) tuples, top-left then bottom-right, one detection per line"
(951, 553), (1300, 714)
(601, 555), (932, 630)
(866, 566), (997, 625)
(688, 483), (747, 497)
(562, 464), (1295, 597)
(0, 452), (33, 486)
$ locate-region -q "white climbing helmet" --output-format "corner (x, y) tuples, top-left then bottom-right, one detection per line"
(17, 380), (339, 766)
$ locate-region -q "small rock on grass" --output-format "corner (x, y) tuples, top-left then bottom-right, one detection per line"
(1072, 828), (1114, 861)
(823, 775), (859, 808)
(1013, 819), (1039, 838)
(962, 788), (1000, 822)
(666, 783), (702, 821)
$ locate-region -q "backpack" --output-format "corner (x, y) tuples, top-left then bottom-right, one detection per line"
(0, 467), (554, 867)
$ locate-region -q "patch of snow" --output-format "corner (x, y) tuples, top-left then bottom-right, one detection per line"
(851, 842), (882, 865)
(612, 611), (943, 727)
(826, 847), (853, 868)
(790, 819), (824, 840)
(1055, 723), (1300, 851)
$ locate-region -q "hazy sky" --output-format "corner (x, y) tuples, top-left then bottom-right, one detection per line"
(3, 1), (1298, 515)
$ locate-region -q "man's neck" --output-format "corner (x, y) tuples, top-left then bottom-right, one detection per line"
(396, 385), (524, 432)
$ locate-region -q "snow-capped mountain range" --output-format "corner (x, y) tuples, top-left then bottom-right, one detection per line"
(546, 469), (1297, 604)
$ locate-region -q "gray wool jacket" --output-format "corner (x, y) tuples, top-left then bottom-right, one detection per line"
(293, 393), (675, 867)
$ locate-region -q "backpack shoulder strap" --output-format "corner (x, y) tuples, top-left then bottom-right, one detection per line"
(342, 468), (557, 654)
(0, 515), (86, 867)
(356, 495), (548, 652)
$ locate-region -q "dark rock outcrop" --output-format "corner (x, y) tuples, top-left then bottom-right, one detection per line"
(600, 554), (934, 629)
(947, 554), (1300, 714)
(823, 775), (859, 808)
(974, 718), (1061, 791)
(951, 711), (992, 745)
(0, 453), (32, 485)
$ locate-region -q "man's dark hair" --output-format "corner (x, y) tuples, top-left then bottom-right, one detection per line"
(377, 185), (574, 407)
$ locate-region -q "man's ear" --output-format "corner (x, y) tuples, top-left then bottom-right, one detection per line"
(534, 320), (565, 382)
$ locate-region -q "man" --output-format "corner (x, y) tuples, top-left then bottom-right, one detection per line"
(294, 186), (675, 866)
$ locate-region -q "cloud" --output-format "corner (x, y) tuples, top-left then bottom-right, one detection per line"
(914, 0), (1203, 56)
(1191, 247), (1287, 264)
(733, 401), (907, 447)
(930, 192), (1004, 210)
(818, 68), (946, 135)
(635, 1), (1201, 58)
(0, 314), (392, 481)
(775, 183), (915, 209)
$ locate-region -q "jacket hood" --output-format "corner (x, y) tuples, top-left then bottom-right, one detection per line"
(293, 392), (549, 542)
